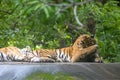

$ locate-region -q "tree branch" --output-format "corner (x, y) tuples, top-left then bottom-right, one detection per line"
(73, 5), (83, 27)
(46, 0), (93, 27)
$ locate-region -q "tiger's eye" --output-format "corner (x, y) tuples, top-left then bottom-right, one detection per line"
(80, 41), (83, 45)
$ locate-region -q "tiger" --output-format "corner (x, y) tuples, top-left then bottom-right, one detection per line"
(0, 46), (32, 62)
(29, 34), (102, 63)
(72, 35), (103, 62)
(0, 34), (102, 63)
(20, 46), (34, 59)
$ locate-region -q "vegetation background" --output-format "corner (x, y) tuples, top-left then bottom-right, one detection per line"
(0, 0), (120, 62)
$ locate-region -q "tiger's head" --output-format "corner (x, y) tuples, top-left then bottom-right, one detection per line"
(70, 34), (99, 62)
(73, 34), (96, 49)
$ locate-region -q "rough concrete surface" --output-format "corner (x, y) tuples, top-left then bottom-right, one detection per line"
(0, 62), (120, 80)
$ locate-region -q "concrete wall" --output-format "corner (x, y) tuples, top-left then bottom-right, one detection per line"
(0, 62), (120, 80)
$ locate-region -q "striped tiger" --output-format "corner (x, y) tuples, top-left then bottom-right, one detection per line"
(0, 34), (102, 62)
(30, 34), (101, 63)
(20, 46), (34, 59)
(0, 46), (32, 62)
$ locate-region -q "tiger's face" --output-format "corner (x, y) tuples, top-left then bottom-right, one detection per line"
(71, 34), (98, 62)
(73, 34), (96, 49)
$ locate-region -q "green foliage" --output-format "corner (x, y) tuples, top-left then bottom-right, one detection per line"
(25, 72), (85, 80)
(95, 1), (120, 62)
(0, 0), (120, 62)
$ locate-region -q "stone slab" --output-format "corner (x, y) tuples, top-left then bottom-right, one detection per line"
(0, 62), (119, 80)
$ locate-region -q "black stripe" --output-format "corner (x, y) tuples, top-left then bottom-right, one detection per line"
(0, 52), (4, 61)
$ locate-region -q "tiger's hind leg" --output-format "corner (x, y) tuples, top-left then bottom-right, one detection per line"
(0, 52), (5, 61)
(0, 52), (10, 62)
(30, 57), (55, 63)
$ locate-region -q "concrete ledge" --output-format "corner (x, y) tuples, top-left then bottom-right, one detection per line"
(0, 62), (120, 80)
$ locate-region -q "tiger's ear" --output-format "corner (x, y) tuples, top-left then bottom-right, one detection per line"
(26, 46), (31, 51)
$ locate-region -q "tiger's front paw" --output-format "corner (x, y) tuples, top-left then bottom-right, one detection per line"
(95, 57), (104, 63)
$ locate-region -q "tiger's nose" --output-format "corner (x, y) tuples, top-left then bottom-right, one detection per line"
(91, 34), (94, 38)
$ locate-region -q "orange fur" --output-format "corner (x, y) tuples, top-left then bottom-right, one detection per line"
(31, 34), (100, 62)
(0, 46), (22, 57)
(0, 34), (102, 62)
(0, 46), (27, 61)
